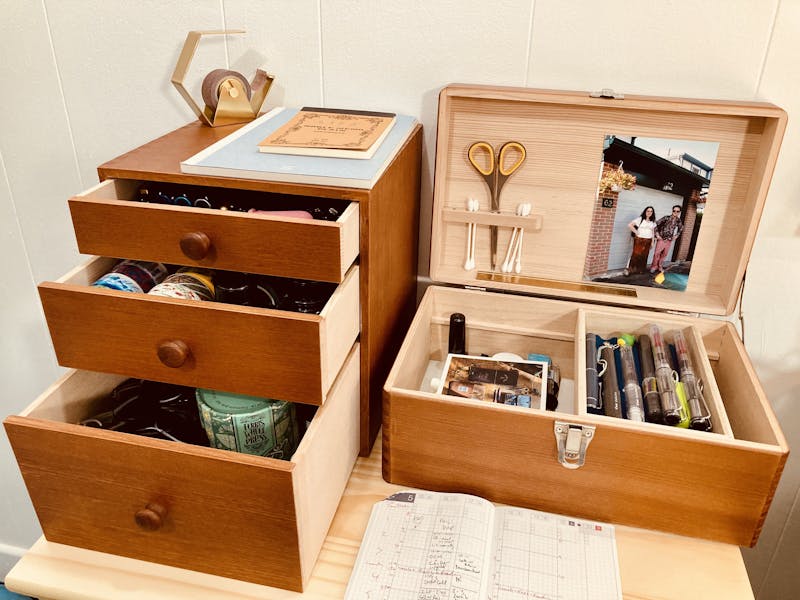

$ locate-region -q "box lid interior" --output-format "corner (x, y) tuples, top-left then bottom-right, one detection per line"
(429, 85), (786, 316)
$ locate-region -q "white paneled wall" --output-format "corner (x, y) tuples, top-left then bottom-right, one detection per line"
(0, 2), (796, 597)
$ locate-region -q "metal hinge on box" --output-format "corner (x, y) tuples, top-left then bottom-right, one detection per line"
(665, 309), (701, 318)
(554, 421), (595, 469)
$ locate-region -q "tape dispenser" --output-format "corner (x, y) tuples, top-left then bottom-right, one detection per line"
(171, 30), (274, 127)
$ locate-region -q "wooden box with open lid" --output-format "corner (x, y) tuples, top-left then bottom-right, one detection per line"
(383, 84), (789, 546)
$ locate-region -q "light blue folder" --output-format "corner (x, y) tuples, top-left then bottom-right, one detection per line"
(181, 107), (418, 189)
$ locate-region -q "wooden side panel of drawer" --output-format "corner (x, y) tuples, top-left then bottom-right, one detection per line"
(38, 264), (360, 405)
(293, 344), (361, 584)
(383, 391), (785, 547)
(4, 416), (303, 590)
(70, 192), (359, 283)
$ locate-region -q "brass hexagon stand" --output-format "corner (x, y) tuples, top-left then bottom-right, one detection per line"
(171, 30), (274, 127)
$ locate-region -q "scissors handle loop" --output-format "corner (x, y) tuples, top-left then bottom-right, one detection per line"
(468, 141), (495, 176)
(498, 141), (526, 176)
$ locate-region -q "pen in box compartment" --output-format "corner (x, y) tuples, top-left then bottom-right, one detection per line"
(673, 331), (712, 432)
(617, 340), (644, 422)
(585, 333), (601, 413)
(649, 324), (685, 426)
(599, 345), (622, 418)
(637, 335), (663, 424)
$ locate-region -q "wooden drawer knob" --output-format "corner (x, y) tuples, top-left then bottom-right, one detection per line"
(157, 340), (191, 368)
(135, 502), (168, 531)
(180, 231), (211, 260)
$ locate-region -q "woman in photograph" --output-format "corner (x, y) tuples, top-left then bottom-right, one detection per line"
(624, 206), (657, 276)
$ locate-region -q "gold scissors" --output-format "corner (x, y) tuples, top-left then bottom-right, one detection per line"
(468, 141), (526, 270)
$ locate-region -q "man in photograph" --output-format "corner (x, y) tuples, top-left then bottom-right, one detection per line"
(650, 205), (684, 274)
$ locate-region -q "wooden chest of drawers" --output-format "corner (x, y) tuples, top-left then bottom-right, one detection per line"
(5, 119), (422, 590)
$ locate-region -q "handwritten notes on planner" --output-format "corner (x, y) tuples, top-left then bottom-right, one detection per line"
(344, 490), (621, 600)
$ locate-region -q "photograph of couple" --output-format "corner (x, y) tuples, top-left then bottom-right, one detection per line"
(583, 134), (719, 292)
(626, 204), (684, 278)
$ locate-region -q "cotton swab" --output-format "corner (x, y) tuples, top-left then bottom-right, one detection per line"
(512, 202), (531, 274)
(463, 198), (478, 270)
(502, 204), (524, 272)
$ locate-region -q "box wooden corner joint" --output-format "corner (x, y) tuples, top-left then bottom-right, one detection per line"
(4, 118), (422, 590)
(383, 84), (789, 547)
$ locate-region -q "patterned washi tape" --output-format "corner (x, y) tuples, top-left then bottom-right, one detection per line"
(92, 272), (144, 293)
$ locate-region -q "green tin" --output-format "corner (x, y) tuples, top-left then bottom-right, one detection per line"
(196, 389), (298, 459)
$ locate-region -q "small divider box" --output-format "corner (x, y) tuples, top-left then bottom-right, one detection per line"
(383, 84), (788, 546)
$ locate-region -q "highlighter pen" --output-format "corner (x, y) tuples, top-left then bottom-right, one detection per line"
(648, 324), (684, 426)
(666, 340), (691, 428)
(673, 381), (691, 428)
(585, 333), (602, 413)
(617, 340), (644, 422)
(673, 331), (713, 432)
(637, 335), (663, 424)
(600, 345), (623, 418)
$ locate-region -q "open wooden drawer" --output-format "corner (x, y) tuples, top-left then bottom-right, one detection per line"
(383, 285), (788, 546)
(4, 344), (360, 591)
(39, 256), (359, 405)
(69, 179), (360, 283)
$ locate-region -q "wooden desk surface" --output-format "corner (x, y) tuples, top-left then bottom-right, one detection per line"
(6, 439), (754, 600)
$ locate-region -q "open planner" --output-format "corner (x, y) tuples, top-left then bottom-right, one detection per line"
(345, 490), (622, 600)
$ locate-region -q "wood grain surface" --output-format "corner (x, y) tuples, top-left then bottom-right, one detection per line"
(70, 193), (359, 283)
(4, 415), (303, 589)
(96, 120), (372, 201)
(429, 85), (787, 316)
(94, 120), (423, 456)
(382, 285), (789, 547)
(39, 262), (360, 405)
(358, 128), (422, 454)
(4, 434), (755, 599)
(5, 347), (361, 591)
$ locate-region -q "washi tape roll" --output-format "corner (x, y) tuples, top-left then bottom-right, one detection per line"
(248, 277), (280, 309)
(160, 274), (214, 301)
(92, 272), (144, 293)
(112, 260), (168, 292)
(201, 69), (252, 110)
(176, 267), (215, 296)
(148, 281), (204, 300)
(196, 389), (299, 459)
(284, 279), (333, 314)
(214, 271), (250, 305)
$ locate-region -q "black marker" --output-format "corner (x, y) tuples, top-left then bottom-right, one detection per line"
(448, 313), (466, 354)
(586, 333), (602, 414)
(600, 345), (622, 419)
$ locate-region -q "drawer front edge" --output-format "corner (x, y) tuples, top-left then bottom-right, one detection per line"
(4, 416), (304, 590)
(39, 283), (327, 404)
(70, 197), (352, 283)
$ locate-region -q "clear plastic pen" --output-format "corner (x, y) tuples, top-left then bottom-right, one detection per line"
(618, 341), (644, 422)
(649, 324), (684, 426)
(637, 335), (663, 424)
(673, 331), (712, 432)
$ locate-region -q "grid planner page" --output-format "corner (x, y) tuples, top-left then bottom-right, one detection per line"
(345, 491), (494, 599)
(487, 507), (622, 600)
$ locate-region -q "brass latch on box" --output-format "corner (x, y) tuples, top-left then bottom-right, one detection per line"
(554, 422), (595, 469)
